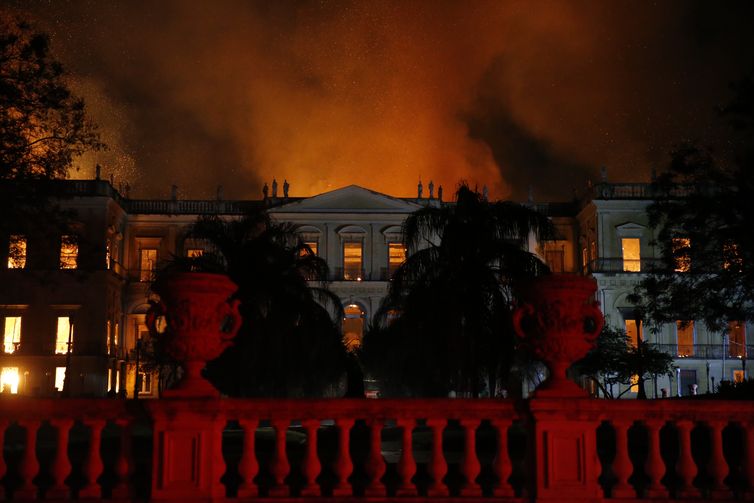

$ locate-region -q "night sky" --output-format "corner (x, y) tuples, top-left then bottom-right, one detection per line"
(5, 1), (754, 201)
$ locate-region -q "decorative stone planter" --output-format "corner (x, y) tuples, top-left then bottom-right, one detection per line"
(513, 274), (604, 397)
(146, 272), (241, 397)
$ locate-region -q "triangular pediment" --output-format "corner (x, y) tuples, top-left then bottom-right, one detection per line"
(268, 185), (422, 214)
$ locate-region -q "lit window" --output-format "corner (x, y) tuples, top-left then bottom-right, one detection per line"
(115, 369), (120, 392)
(544, 245), (564, 273)
(343, 303), (365, 351)
(7, 235), (27, 269)
(138, 370), (152, 394)
(723, 241), (742, 271)
(629, 374), (639, 393)
(3, 316), (21, 354)
(60, 236), (78, 269)
(114, 322), (119, 352)
(54, 367), (66, 392)
(621, 238), (641, 272)
(733, 370), (746, 383)
(1, 367), (19, 394)
(343, 241), (363, 280)
(388, 242), (406, 276)
(581, 247), (588, 269)
(625, 319), (641, 347)
(672, 238), (691, 272)
(186, 248), (203, 258)
(106, 320), (112, 355)
(728, 321), (746, 358)
(55, 317), (72, 355)
(302, 241), (318, 256)
(105, 241), (111, 269)
(140, 248), (158, 282)
(676, 321), (694, 357)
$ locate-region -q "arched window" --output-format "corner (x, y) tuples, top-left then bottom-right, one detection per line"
(343, 303), (366, 351)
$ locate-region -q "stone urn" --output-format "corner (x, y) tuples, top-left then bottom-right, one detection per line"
(146, 272), (241, 397)
(513, 274), (604, 397)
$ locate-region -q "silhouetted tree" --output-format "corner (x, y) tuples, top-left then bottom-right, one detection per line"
(361, 184), (553, 397)
(630, 76), (754, 333)
(576, 324), (675, 399)
(162, 213), (349, 397)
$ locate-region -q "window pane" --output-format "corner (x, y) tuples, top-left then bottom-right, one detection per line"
(625, 319), (641, 347)
(55, 367), (66, 392)
(621, 238), (641, 271)
(56, 317), (71, 355)
(343, 241), (362, 280)
(676, 321), (694, 356)
(388, 242), (406, 276)
(1, 367), (19, 394)
(728, 321), (746, 358)
(343, 304), (364, 350)
(3, 316), (21, 354)
(186, 248), (203, 258)
(60, 236), (78, 269)
(672, 237), (691, 272)
(140, 249), (158, 282)
(8, 235), (26, 269)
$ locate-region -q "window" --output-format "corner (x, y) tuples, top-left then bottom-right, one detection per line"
(343, 304), (365, 351)
(672, 237), (691, 272)
(581, 247), (588, 270)
(140, 248), (158, 282)
(728, 321), (746, 358)
(114, 322), (119, 353)
(625, 319), (641, 347)
(343, 241), (363, 280)
(621, 238), (641, 271)
(3, 316), (21, 354)
(629, 374), (639, 393)
(60, 235), (78, 269)
(733, 370), (746, 383)
(186, 248), (203, 258)
(388, 242), (406, 277)
(679, 369), (697, 396)
(544, 246), (565, 273)
(54, 367), (66, 392)
(1, 367), (19, 394)
(138, 370), (152, 394)
(106, 320), (112, 355)
(55, 317), (72, 355)
(723, 241), (742, 271)
(590, 240), (596, 262)
(676, 321), (694, 357)
(105, 241), (111, 269)
(7, 235), (26, 269)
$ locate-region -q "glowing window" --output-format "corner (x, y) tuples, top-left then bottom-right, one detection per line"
(114, 322), (119, 351)
(106, 320), (112, 355)
(1, 367), (19, 394)
(723, 241), (742, 271)
(581, 247), (588, 269)
(625, 319), (641, 348)
(343, 241), (362, 280)
(55, 317), (72, 355)
(629, 374), (639, 393)
(140, 248), (158, 282)
(105, 241), (111, 269)
(621, 238), (641, 272)
(138, 370), (152, 394)
(388, 242), (406, 276)
(8, 235), (27, 269)
(186, 248), (203, 258)
(60, 236), (78, 269)
(343, 303), (365, 351)
(728, 321), (746, 358)
(672, 238), (691, 272)
(303, 241), (318, 256)
(3, 316), (21, 354)
(676, 321), (694, 357)
(54, 367), (66, 392)
(733, 370), (746, 383)
(115, 369), (120, 392)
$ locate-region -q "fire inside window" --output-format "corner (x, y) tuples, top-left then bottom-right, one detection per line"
(388, 242), (406, 276)
(140, 248), (158, 282)
(676, 321), (694, 357)
(7, 235), (26, 269)
(55, 317), (72, 355)
(621, 238), (641, 272)
(60, 236), (78, 269)
(3, 316), (21, 354)
(343, 241), (362, 280)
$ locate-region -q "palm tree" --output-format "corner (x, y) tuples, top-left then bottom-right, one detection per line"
(362, 184), (553, 397)
(182, 212), (349, 397)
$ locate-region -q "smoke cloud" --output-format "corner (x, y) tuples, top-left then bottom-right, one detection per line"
(6, 1), (754, 200)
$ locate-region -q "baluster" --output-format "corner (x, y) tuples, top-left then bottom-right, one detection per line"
(211, 419), (227, 499)
(460, 419), (482, 496)
(364, 418), (386, 496)
(675, 420), (700, 498)
(0, 420), (8, 501)
(112, 419), (133, 499)
(332, 418), (354, 497)
(707, 420), (731, 499)
(80, 419), (105, 499)
(237, 419), (259, 498)
(643, 419), (668, 499)
(611, 419), (634, 498)
(743, 421), (754, 500)
(300, 419), (321, 496)
(426, 418), (448, 497)
(48, 419), (73, 499)
(491, 419), (514, 497)
(16, 420), (40, 500)
(396, 418), (417, 496)
(269, 419), (290, 497)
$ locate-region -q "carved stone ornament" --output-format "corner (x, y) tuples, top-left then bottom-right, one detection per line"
(146, 272), (241, 397)
(513, 274), (604, 397)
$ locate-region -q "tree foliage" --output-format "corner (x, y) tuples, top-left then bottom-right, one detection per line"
(630, 76), (754, 332)
(361, 184), (553, 397)
(153, 212), (349, 397)
(576, 324), (675, 399)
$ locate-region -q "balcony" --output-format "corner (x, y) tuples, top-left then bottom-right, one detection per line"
(329, 267), (393, 282)
(655, 343), (753, 359)
(587, 257), (665, 274)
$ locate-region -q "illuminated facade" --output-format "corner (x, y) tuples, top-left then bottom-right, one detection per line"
(0, 178), (748, 397)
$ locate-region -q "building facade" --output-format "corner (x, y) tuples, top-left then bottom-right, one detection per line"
(0, 178), (749, 398)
